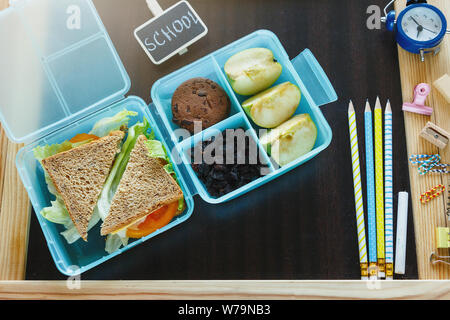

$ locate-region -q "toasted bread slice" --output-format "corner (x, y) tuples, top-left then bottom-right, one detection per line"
(42, 131), (125, 241)
(101, 135), (183, 236)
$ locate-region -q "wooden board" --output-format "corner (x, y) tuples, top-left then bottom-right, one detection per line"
(0, 130), (31, 280)
(0, 280), (449, 300)
(0, 1), (31, 281)
(395, 0), (450, 279)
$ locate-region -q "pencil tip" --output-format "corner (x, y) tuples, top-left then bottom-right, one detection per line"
(365, 100), (371, 112)
(386, 100), (392, 112)
(348, 100), (354, 112)
(375, 96), (382, 109)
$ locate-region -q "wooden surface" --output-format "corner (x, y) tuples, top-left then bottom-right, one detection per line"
(0, 280), (449, 300)
(0, 0), (31, 281)
(1, 0), (420, 284)
(395, 0), (450, 279)
(0, 132), (31, 280)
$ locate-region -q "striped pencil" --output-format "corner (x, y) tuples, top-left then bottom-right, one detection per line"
(374, 97), (385, 278)
(348, 101), (368, 280)
(364, 100), (378, 279)
(384, 101), (394, 280)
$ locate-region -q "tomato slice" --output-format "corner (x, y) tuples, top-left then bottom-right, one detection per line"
(70, 133), (99, 143)
(126, 201), (179, 239)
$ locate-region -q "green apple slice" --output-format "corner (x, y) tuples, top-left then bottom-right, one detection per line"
(260, 114), (317, 167)
(242, 82), (301, 129)
(224, 48), (282, 96)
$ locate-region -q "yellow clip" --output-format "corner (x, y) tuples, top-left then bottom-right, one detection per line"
(436, 227), (450, 249)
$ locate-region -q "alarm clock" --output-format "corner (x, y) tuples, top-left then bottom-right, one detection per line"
(382, 0), (450, 61)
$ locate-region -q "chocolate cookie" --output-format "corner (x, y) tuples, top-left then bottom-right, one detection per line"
(171, 77), (231, 133)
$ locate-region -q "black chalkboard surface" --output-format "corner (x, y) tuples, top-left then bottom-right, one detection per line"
(134, 1), (207, 64)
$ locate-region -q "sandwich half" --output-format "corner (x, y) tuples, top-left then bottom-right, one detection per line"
(101, 134), (184, 236)
(41, 131), (124, 241)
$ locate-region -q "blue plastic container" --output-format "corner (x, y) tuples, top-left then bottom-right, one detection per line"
(0, 0), (337, 276)
(150, 30), (337, 203)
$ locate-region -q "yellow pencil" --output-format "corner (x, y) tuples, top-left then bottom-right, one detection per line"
(374, 97), (385, 278)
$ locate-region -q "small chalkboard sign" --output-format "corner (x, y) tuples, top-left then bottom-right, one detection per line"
(134, 1), (208, 65)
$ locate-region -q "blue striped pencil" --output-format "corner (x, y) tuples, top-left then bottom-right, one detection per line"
(348, 101), (368, 280)
(365, 100), (378, 279)
(384, 100), (394, 279)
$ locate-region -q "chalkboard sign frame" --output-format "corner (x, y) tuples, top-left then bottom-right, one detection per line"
(134, 0), (208, 65)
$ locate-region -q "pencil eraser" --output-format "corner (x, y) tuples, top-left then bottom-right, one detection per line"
(433, 74), (450, 104)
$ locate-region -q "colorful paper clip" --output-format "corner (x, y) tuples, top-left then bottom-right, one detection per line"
(409, 154), (450, 175)
(420, 184), (445, 204)
(402, 83), (433, 116)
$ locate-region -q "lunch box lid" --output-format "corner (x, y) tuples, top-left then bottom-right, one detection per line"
(0, 0), (131, 143)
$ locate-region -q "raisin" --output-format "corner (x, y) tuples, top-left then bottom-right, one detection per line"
(190, 127), (266, 198)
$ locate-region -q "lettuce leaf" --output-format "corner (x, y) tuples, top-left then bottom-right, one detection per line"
(60, 210), (102, 244)
(105, 233), (129, 254)
(40, 198), (72, 226)
(89, 110), (137, 137)
(144, 139), (167, 160)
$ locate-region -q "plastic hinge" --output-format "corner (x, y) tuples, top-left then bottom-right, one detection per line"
(290, 49), (338, 107)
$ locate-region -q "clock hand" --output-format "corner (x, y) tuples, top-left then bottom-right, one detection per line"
(422, 26), (438, 34)
(409, 16), (437, 34)
(411, 16), (422, 26)
(417, 25), (423, 39)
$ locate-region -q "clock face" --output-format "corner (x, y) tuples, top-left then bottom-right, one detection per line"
(400, 6), (443, 42)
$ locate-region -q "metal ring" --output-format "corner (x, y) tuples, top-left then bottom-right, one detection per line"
(383, 0), (397, 17)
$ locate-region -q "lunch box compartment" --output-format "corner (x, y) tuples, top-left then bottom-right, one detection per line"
(1, 0), (337, 276)
(151, 56), (242, 143)
(152, 30), (337, 203)
(213, 32), (332, 161)
(16, 98), (195, 275)
(177, 113), (275, 204)
(21, 0), (102, 56)
(46, 36), (128, 113)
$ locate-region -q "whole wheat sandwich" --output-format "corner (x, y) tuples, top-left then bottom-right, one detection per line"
(41, 131), (124, 241)
(101, 134), (184, 236)
(34, 110), (185, 254)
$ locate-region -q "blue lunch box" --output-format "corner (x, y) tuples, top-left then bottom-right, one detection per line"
(0, 0), (337, 276)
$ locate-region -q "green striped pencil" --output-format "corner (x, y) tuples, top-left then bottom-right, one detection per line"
(348, 100), (368, 280)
